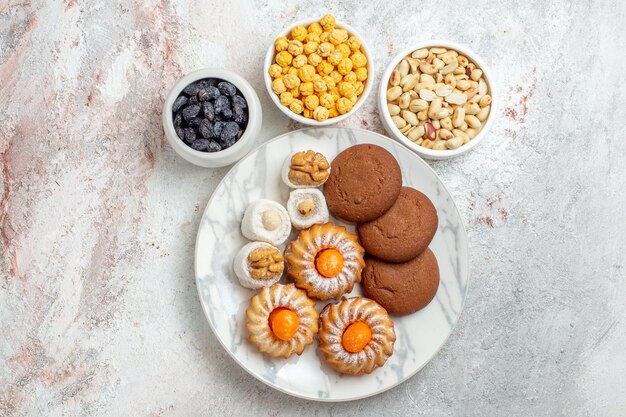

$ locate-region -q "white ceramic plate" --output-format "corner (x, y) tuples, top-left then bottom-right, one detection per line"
(195, 127), (469, 401)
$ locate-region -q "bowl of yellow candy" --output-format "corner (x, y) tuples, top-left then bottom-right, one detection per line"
(263, 14), (372, 126)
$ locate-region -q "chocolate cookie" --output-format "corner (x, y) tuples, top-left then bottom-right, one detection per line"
(362, 249), (439, 316)
(324, 144), (402, 223)
(357, 187), (437, 263)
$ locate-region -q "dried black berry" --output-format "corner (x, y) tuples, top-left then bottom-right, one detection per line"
(207, 86), (220, 100)
(191, 139), (211, 151)
(232, 95), (247, 109)
(198, 89), (210, 102)
(202, 101), (215, 122)
(173, 112), (182, 127)
(207, 140), (221, 152)
(218, 81), (237, 97)
(182, 105), (200, 121)
(197, 80), (210, 89)
(233, 105), (247, 124)
(188, 117), (202, 127)
(221, 121), (239, 140)
(213, 121), (224, 138)
(183, 82), (202, 96)
(175, 125), (185, 140)
(214, 96), (229, 114)
(219, 136), (237, 148)
(183, 128), (196, 143)
(222, 107), (233, 119)
(188, 96), (199, 106)
(172, 96), (188, 112)
(199, 119), (213, 138)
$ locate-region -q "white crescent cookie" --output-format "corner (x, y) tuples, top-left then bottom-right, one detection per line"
(241, 199), (291, 246)
(233, 241), (283, 289)
(286, 188), (330, 230)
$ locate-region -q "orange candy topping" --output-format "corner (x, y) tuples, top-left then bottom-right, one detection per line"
(315, 248), (344, 278)
(342, 321), (372, 353)
(268, 307), (300, 341)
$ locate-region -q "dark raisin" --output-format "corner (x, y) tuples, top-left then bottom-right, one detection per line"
(183, 128), (196, 143)
(232, 95), (247, 109)
(191, 139), (211, 151)
(198, 89), (209, 102)
(188, 117), (202, 127)
(182, 105), (200, 121)
(207, 86), (220, 100)
(207, 140), (221, 152)
(172, 96), (188, 112)
(233, 105), (247, 124)
(188, 96), (199, 106)
(197, 80), (210, 89)
(218, 81), (237, 97)
(220, 121), (239, 140)
(219, 136), (237, 148)
(183, 82), (202, 96)
(202, 101), (215, 122)
(222, 107), (233, 119)
(213, 121), (225, 137)
(199, 119), (213, 138)
(214, 96), (229, 114)
(206, 78), (218, 87)
(175, 125), (185, 140)
(173, 112), (182, 127)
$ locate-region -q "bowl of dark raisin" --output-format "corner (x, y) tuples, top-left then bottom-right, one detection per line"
(163, 68), (262, 167)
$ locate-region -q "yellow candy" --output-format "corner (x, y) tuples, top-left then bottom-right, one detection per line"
(299, 82), (314, 96)
(280, 91), (294, 106)
(308, 53), (323, 66)
(317, 60), (334, 76)
(303, 108), (313, 118)
(287, 67), (298, 76)
(350, 94), (358, 105)
(305, 32), (320, 43)
(282, 66), (290, 74)
(319, 93), (334, 109)
(329, 29), (348, 45)
(328, 107), (339, 118)
(336, 97), (353, 114)
(313, 78), (327, 93)
(330, 70), (343, 83)
(303, 41), (318, 55)
(350, 52), (367, 68)
(319, 31), (330, 43)
(338, 81), (356, 98)
(355, 81), (364, 96)
(354, 67), (368, 82)
(336, 43), (351, 59)
(311, 73), (322, 82)
(298, 64), (316, 82)
(283, 73), (301, 89)
(308, 22), (323, 35)
(272, 78), (286, 94)
(291, 25), (307, 42)
(337, 57), (353, 75)
(327, 50), (343, 66)
(275, 36), (289, 52)
(313, 106), (330, 121)
(289, 99), (304, 114)
(347, 35), (361, 51)
(287, 40), (303, 56)
(343, 71), (357, 84)
(322, 76), (336, 90)
(320, 14), (336, 31)
(275, 51), (293, 67)
(317, 42), (334, 58)
(290, 87), (300, 98)
(269, 64), (283, 78)
(304, 94), (320, 110)
(292, 54), (308, 68)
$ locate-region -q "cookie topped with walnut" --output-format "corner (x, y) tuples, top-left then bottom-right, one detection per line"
(281, 150), (331, 188)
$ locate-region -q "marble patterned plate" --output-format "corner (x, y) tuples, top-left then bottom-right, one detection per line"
(195, 127), (469, 402)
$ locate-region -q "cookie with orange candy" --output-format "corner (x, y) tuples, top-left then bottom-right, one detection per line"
(284, 222), (365, 300)
(318, 297), (396, 375)
(245, 283), (319, 358)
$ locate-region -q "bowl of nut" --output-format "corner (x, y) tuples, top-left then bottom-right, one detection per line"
(163, 68), (262, 168)
(264, 14), (373, 126)
(378, 41), (495, 160)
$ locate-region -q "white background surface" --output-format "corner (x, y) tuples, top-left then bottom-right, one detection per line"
(0, 0), (625, 416)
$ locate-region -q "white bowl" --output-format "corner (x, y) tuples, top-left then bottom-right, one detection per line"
(162, 68), (262, 168)
(263, 18), (373, 126)
(378, 40), (497, 160)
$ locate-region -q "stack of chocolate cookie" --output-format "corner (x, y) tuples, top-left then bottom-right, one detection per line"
(324, 144), (440, 316)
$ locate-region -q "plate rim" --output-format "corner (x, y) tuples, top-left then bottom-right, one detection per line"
(194, 127), (471, 402)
